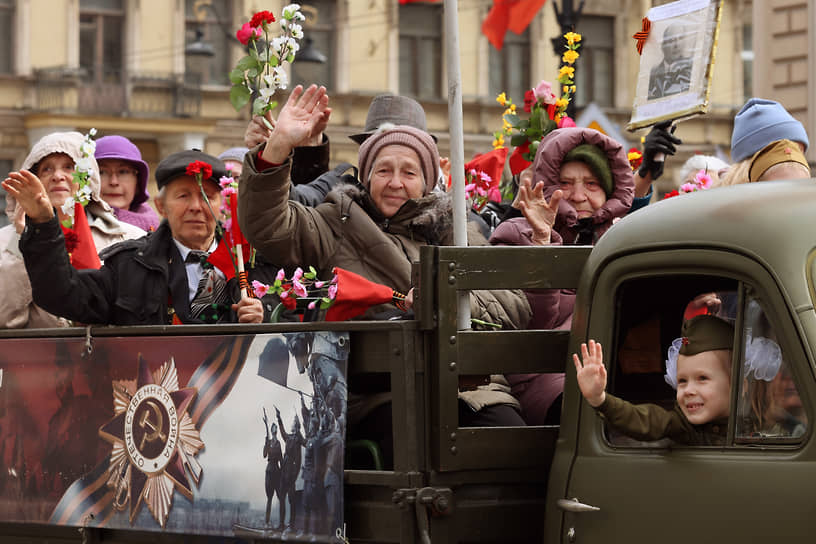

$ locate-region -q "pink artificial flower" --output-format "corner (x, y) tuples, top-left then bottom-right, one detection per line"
(468, 168), (478, 177)
(275, 268), (285, 281)
(251, 280), (269, 298)
(223, 218), (232, 232)
(695, 169), (713, 189)
(558, 116), (576, 128)
(219, 176), (234, 189)
(236, 22), (262, 45)
(680, 182), (696, 193)
(475, 186), (487, 197)
(293, 267), (303, 281)
(314, 280), (325, 288)
(328, 283), (338, 300)
(307, 300), (317, 310)
(487, 186), (501, 202)
(330, 274), (338, 284)
(221, 186), (237, 198)
(478, 171), (492, 183)
(280, 290), (289, 299)
(533, 80), (557, 104)
(292, 278), (308, 298)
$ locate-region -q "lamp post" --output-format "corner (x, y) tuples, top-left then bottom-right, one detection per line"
(551, 0), (584, 120)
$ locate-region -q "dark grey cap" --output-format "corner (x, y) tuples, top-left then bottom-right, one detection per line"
(349, 94), (437, 144)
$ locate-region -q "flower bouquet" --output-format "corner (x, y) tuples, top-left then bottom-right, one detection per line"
(229, 5), (305, 119)
(253, 267), (405, 323)
(662, 169), (713, 199)
(60, 128), (100, 270)
(493, 31), (582, 176)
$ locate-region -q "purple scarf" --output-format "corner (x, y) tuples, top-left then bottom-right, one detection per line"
(113, 203), (160, 232)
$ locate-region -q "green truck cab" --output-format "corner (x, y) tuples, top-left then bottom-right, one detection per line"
(0, 180), (813, 543)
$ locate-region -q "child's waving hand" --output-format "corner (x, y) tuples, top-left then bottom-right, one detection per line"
(573, 340), (607, 407)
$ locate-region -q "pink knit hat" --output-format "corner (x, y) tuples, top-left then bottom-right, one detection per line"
(358, 124), (439, 196)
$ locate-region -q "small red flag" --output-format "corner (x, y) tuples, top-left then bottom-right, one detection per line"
(465, 147), (508, 186)
(325, 267), (395, 322)
(61, 202), (100, 270)
(508, 143), (532, 176)
(482, 0), (547, 50)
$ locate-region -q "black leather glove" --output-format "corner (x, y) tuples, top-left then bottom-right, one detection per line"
(637, 120), (682, 181)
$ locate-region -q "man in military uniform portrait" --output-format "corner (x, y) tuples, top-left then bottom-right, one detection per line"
(648, 22), (695, 100)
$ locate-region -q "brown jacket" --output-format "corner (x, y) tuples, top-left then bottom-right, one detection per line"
(238, 154), (531, 329)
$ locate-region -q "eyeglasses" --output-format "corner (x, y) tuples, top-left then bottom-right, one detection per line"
(100, 167), (138, 179)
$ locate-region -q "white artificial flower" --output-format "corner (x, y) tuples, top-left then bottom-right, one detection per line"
(271, 36), (287, 54)
(80, 140), (95, 156)
(61, 197), (76, 216)
(75, 156), (94, 173)
(286, 37), (300, 54)
(89, 127), (98, 136)
(289, 24), (304, 40)
(272, 66), (288, 90)
(282, 3), (301, 19)
(77, 184), (93, 202)
(259, 86), (275, 99)
(293, 11), (305, 21)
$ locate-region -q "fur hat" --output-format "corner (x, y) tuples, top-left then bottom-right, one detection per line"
(7, 131), (107, 220)
(350, 94), (437, 144)
(731, 98), (809, 162)
(358, 124), (439, 197)
(748, 139), (810, 182)
(94, 135), (150, 210)
(154, 149), (227, 191)
(563, 144), (613, 197)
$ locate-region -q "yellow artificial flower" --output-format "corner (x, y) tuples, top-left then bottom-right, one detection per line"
(496, 92), (507, 106)
(508, 103), (517, 113)
(502, 119), (512, 132)
(558, 66), (575, 80)
(564, 32), (582, 45)
(562, 85), (569, 94)
(628, 150), (643, 161)
(562, 49), (580, 65)
(570, 85), (576, 93)
(492, 134), (505, 149)
(555, 97), (569, 110)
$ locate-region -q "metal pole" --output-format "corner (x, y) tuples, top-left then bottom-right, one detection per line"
(443, 0), (471, 330)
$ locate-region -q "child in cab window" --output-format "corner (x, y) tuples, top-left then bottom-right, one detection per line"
(574, 315), (735, 445)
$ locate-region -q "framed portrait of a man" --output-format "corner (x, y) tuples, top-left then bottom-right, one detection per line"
(627, 0), (722, 131)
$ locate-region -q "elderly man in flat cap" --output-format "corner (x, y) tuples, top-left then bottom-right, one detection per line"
(6, 149), (264, 325)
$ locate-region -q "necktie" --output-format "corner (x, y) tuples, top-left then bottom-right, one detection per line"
(186, 250), (229, 323)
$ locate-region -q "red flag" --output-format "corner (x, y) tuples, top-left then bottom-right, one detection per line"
(482, 0), (547, 50)
(325, 267), (395, 322)
(465, 147), (508, 186)
(508, 143), (532, 176)
(227, 195), (248, 248)
(207, 238), (251, 282)
(60, 202), (100, 270)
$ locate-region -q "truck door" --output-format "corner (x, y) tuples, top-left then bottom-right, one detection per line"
(557, 250), (816, 543)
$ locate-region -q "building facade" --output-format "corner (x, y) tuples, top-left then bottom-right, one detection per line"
(0, 0), (800, 223)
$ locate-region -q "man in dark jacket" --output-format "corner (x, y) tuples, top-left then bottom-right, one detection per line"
(7, 150), (264, 325)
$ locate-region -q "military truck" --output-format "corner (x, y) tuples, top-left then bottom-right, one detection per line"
(0, 180), (813, 543)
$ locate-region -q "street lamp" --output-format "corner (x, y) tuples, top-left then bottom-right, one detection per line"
(551, 0), (585, 119)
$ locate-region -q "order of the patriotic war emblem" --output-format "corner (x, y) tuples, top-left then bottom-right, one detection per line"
(99, 355), (203, 527)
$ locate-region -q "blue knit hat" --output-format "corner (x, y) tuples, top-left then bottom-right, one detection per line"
(731, 98), (809, 162)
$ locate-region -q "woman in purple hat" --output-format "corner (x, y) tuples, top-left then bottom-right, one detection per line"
(95, 135), (160, 231)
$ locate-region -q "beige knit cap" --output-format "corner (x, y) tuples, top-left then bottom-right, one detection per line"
(358, 124), (439, 196)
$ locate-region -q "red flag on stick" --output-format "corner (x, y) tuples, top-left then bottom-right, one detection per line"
(325, 267), (396, 322)
(482, 0), (547, 50)
(61, 202), (100, 270)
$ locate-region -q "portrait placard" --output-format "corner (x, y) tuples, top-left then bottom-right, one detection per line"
(627, 0), (723, 131)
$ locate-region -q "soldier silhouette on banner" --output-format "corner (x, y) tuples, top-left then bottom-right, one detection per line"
(262, 408), (282, 526)
(275, 406), (305, 531)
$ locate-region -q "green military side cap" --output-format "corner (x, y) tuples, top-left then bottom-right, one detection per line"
(679, 315), (734, 356)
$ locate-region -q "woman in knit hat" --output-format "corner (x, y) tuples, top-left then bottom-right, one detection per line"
(0, 131), (144, 328)
(718, 98), (810, 186)
(488, 127), (634, 425)
(239, 85), (533, 466)
(95, 135), (160, 231)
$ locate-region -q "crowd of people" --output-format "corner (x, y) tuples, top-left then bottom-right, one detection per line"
(1, 82), (813, 464)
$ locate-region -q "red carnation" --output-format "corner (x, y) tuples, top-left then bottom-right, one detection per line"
(63, 229), (79, 254)
(663, 190), (680, 200)
(186, 160), (213, 180)
(250, 10), (276, 28)
(281, 296), (297, 310)
(523, 90), (536, 113)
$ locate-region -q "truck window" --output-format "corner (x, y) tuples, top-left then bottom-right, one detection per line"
(607, 276), (807, 448)
(735, 292), (807, 442)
